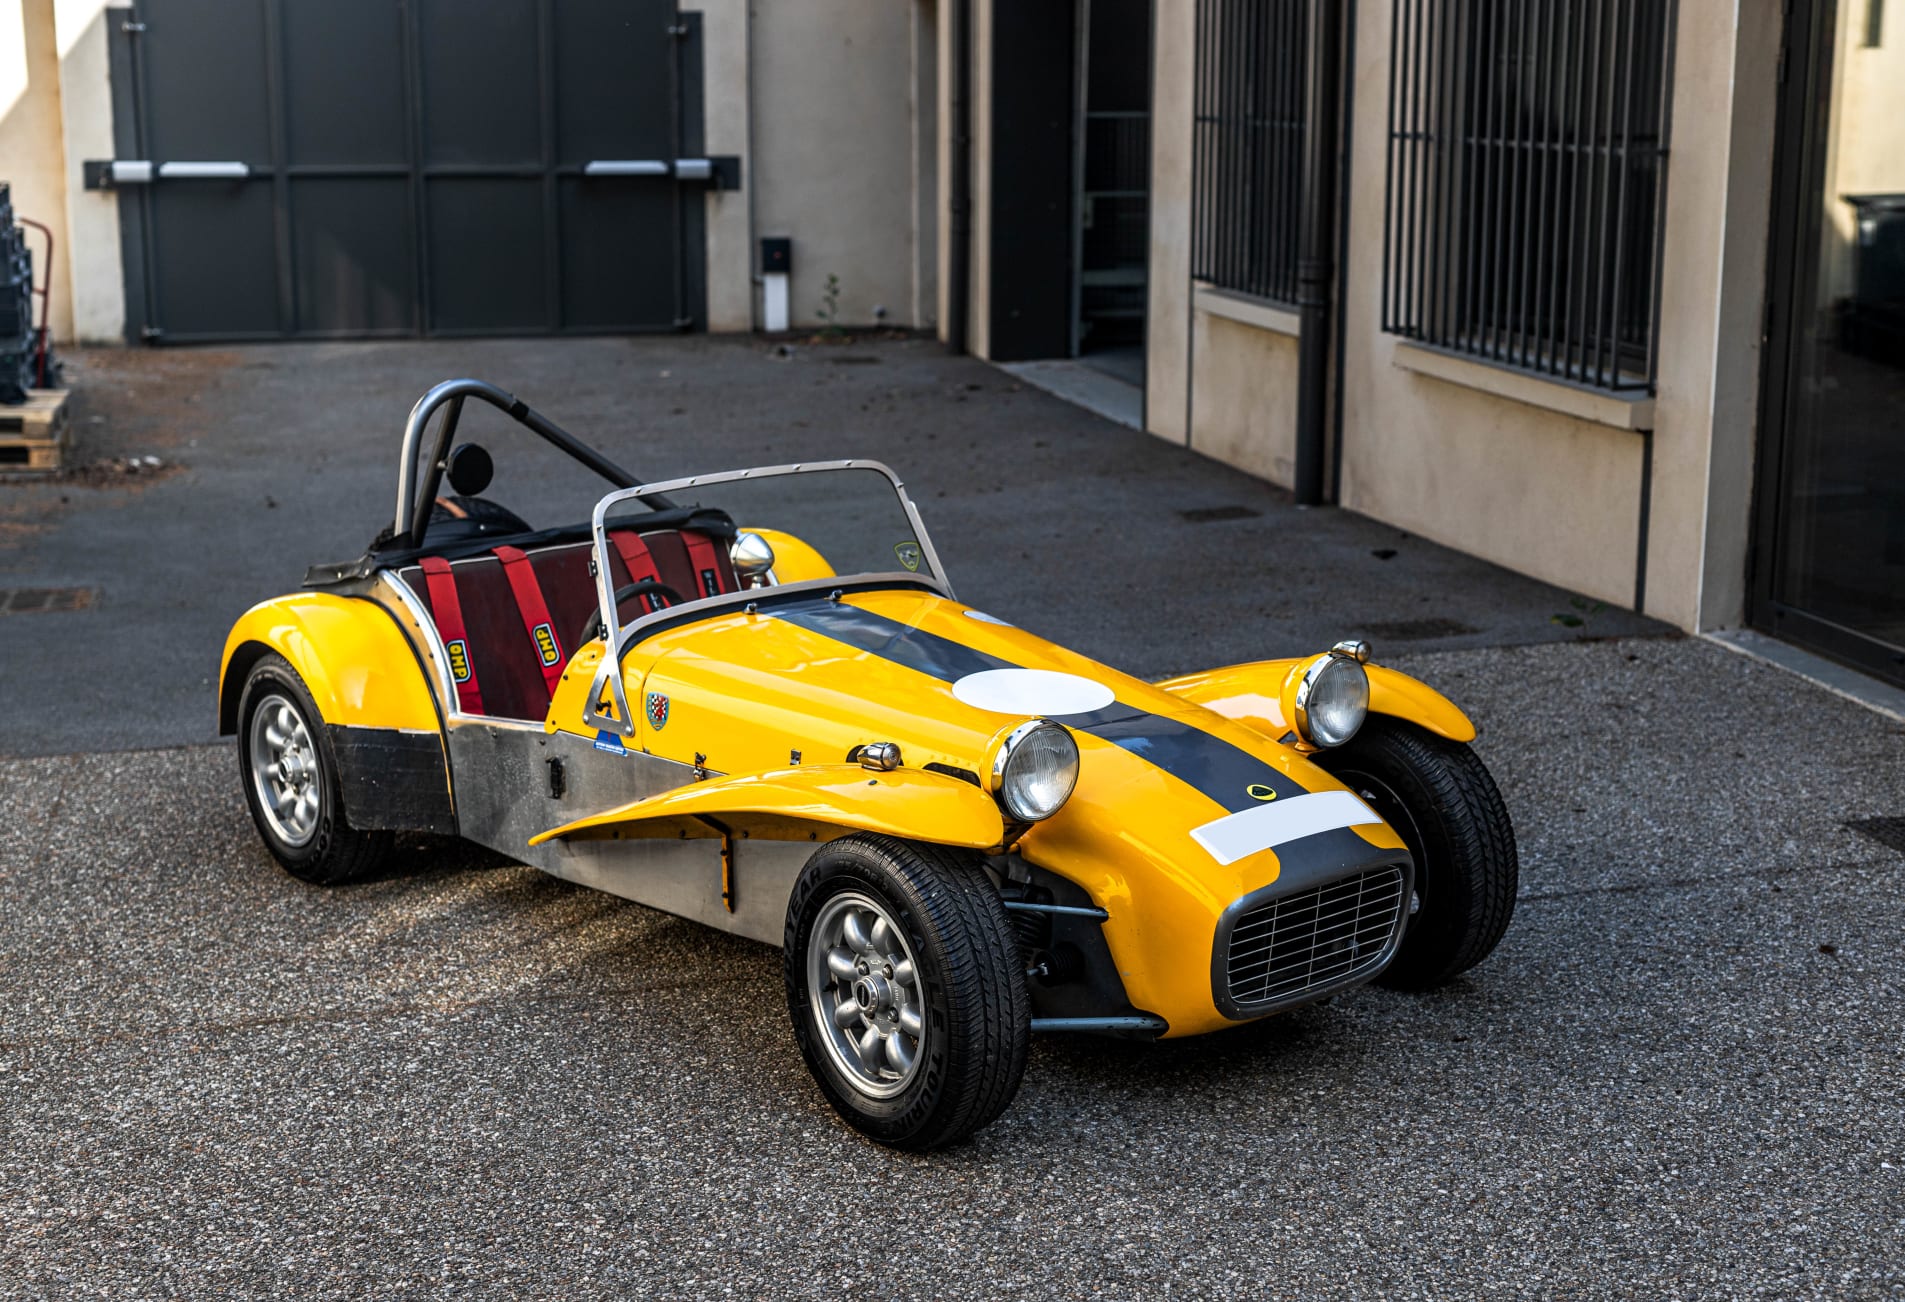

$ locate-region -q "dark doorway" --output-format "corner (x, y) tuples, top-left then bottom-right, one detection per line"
(987, 0), (1150, 389)
(1072, 0), (1150, 385)
(1753, 0), (1905, 688)
(108, 0), (708, 343)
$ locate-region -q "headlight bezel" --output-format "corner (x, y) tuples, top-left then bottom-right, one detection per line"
(989, 720), (1080, 822)
(1290, 651), (1371, 749)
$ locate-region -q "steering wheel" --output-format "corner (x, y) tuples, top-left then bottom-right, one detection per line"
(575, 579), (686, 647)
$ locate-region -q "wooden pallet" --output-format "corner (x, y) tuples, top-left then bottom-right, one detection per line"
(0, 390), (71, 473)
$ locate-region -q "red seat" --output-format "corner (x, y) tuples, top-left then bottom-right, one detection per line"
(400, 527), (738, 721)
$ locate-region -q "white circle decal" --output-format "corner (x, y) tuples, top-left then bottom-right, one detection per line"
(951, 669), (1115, 716)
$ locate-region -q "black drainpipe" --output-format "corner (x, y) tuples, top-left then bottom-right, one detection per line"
(1293, 0), (1341, 505)
(946, 0), (973, 355)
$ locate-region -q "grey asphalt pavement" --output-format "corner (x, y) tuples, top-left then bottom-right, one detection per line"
(2, 337), (1901, 1297)
(0, 335), (1658, 757)
(3, 637), (1902, 1297)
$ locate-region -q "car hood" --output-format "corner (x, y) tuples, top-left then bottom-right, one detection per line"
(628, 587), (1401, 867)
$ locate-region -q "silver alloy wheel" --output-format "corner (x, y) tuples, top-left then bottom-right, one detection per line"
(248, 692), (321, 848)
(807, 891), (927, 1099)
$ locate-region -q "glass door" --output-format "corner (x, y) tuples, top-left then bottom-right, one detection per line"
(1754, 0), (1905, 688)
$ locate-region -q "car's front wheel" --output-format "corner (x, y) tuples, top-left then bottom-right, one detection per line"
(1317, 717), (1518, 990)
(237, 653), (392, 885)
(784, 833), (1029, 1150)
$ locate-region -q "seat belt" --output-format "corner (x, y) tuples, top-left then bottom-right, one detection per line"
(607, 532), (672, 614)
(419, 556), (485, 716)
(681, 532), (728, 599)
(493, 545), (566, 702)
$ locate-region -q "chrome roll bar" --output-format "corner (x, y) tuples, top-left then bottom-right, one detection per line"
(391, 378), (673, 550)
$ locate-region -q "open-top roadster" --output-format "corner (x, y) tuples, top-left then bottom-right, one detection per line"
(220, 379), (1517, 1149)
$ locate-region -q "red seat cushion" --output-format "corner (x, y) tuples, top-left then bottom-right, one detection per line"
(400, 528), (738, 722)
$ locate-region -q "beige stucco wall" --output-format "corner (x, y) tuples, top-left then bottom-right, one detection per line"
(1336, 0), (1662, 612)
(967, 0), (991, 356)
(50, 0), (121, 343)
(1141, 0), (1775, 629)
(748, 0), (936, 329)
(1647, 0), (1780, 630)
(1, 0), (73, 344)
(1143, 0), (1193, 441)
(910, 0), (937, 331)
(1188, 310), (1299, 487)
(701, 0), (752, 332)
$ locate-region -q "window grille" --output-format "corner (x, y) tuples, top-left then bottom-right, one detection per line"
(1381, 0), (1677, 392)
(1193, 0), (1312, 305)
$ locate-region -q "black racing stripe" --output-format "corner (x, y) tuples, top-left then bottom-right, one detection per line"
(773, 598), (1016, 681)
(1066, 709), (1379, 859)
(1061, 709), (1307, 812)
(772, 598), (1375, 854)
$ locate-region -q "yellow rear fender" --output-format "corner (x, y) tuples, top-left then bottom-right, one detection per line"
(219, 593), (442, 734)
(530, 764), (1005, 851)
(1156, 659), (1476, 744)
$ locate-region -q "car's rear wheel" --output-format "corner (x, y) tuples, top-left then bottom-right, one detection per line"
(1316, 717), (1518, 990)
(784, 833), (1029, 1150)
(237, 653), (391, 885)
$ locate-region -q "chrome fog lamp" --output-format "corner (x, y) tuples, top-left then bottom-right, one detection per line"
(1293, 651), (1370, 748)
(991, 721), (1079, 822)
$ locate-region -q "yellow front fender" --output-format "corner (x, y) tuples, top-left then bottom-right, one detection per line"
(219, 593), (441, 734)
(1157, 659), (1476, 744)
(530, 764), (1005, 851)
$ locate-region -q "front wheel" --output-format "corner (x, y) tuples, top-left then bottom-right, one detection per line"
(1317, 717), (1518, 990)
(784, 834), (1030, 1150)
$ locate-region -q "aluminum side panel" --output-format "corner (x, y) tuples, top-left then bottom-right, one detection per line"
(444, 723), (801, 945)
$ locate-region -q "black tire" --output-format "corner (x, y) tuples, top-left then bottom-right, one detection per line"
(236, 653), (392, 885)
(1316, 717), (1517, 990)
(784, 833), (1030, 1150)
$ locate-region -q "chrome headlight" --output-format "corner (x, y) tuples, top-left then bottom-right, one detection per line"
(1293, 653), (1370, 748)
(992, 721), (1079, 822)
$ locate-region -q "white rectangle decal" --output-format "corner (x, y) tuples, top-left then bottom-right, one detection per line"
(1190, 790), (1383, 866)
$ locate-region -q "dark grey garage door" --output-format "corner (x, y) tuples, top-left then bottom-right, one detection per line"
(103, 0), (715, 342)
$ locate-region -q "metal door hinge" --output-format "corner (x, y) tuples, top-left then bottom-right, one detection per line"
(140, 325), (164, 341)
(672, 316), (694, 332)
(666, 22), (688, 36)
(121, 20), (147, 33)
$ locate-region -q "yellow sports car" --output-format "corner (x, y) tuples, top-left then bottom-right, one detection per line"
(220, 379), (1517, 1149)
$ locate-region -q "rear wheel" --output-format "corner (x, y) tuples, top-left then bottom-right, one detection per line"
(237, 654), (392, 885)
(784, 834), (1029, 1150)
(1317, 717), (1517, 989)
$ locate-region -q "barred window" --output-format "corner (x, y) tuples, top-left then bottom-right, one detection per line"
(1193, 0), (1312, 305)
(1381, 0), (1676, 392)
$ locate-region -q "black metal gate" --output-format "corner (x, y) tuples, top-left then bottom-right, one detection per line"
(94, 0), (722, 342)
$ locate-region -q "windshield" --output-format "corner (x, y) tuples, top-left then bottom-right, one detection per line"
(593, 461), (947, 633)
(584, 461), (947, 737)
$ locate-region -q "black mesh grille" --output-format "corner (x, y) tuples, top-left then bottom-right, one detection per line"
(1224, 865), (1408, 1010)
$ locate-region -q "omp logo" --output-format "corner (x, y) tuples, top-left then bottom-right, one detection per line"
(446, 640), (472, 683)
(533, 623), (561, 667)
(1246, 784), (1278, 802)
(700, 568), (720, 597)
